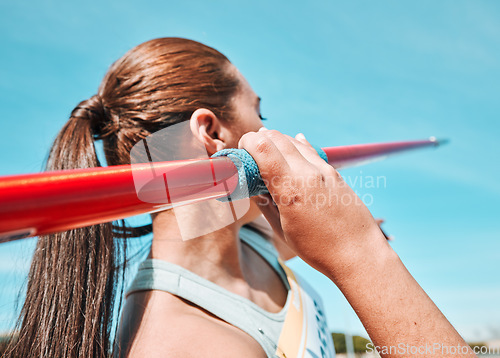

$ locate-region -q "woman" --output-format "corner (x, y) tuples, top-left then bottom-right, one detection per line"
(6, 37), (473, 358)
(5, 37), (311, 358)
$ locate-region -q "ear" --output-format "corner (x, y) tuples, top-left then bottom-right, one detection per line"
(189, 109), (226, 155)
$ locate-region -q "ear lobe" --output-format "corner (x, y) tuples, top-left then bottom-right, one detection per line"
(189, 109), (225, 155)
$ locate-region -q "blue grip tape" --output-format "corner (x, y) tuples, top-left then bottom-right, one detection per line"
(211, 146), (328, 201)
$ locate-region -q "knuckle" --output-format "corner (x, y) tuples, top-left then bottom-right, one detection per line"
(266, 129), (281, 137)
(239, 131), (258, 148)
(307, 169), (326, 187)
(253, 136), (273, 155)
(315, 169), (326, 183)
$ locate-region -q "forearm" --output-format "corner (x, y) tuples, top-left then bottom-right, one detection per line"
(326, 232), (475, 357)
(239, 130), (474, 357)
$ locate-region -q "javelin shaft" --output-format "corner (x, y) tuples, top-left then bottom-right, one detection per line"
(0, 157), (239, 241)
(0, 138), (442, 242)
(323, 138), (441, 168)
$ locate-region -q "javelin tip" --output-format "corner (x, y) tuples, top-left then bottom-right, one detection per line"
(429, 136), (450, 147)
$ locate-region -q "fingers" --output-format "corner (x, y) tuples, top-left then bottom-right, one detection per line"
(239, 129), (346, 215)
(256, 129), (312, 170)
(258, 129), (331, 171)
(293, 133), (331, 168)
(239, 130), (315, 200)
(238, 131), (291, 181)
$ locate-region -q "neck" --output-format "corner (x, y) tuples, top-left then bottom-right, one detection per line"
(150, 203), (250, 284)
(148, 201), (289, 313)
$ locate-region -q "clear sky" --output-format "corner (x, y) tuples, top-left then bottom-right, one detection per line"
(0, 0), (499, 343)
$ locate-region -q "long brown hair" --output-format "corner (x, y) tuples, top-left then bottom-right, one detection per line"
(4, 37), (240, 357)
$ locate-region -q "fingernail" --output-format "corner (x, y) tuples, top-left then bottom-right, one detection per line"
(259, 127), (268, 132)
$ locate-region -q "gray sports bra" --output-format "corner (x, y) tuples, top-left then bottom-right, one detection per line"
(126, 226), (291, 357)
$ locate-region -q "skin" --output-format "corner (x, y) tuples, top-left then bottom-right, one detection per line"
(117, 65), (474, 357)
(117, 67), (286, 357)
(239, 129), (476, 358)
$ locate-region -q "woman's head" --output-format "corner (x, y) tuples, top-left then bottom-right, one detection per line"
(71, 37), (263, 167)
(7, 37), (266, 358)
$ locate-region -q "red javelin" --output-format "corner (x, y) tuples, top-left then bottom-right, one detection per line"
(0, 138), (445, 242)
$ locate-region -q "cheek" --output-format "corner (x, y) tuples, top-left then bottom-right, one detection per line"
(241, 113), (264, 134)
(228, 119), (260, 146)
(222, 125), (245, 149)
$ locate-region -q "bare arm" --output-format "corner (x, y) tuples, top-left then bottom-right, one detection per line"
(239, 129), (475, 358)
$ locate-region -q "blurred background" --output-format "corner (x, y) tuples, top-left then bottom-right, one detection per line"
(1, 0), (499, 352)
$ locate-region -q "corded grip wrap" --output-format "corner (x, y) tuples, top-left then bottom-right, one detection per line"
(212, 146), (328, 201)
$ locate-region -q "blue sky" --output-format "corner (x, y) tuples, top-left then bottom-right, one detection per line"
(0, 0), (499, 342)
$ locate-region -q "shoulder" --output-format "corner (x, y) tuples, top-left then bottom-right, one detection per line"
(116, 290), (266, 358)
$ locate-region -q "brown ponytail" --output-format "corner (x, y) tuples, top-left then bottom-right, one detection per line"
(5, 96), (123, 357)
(5, 37), (240, 357)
